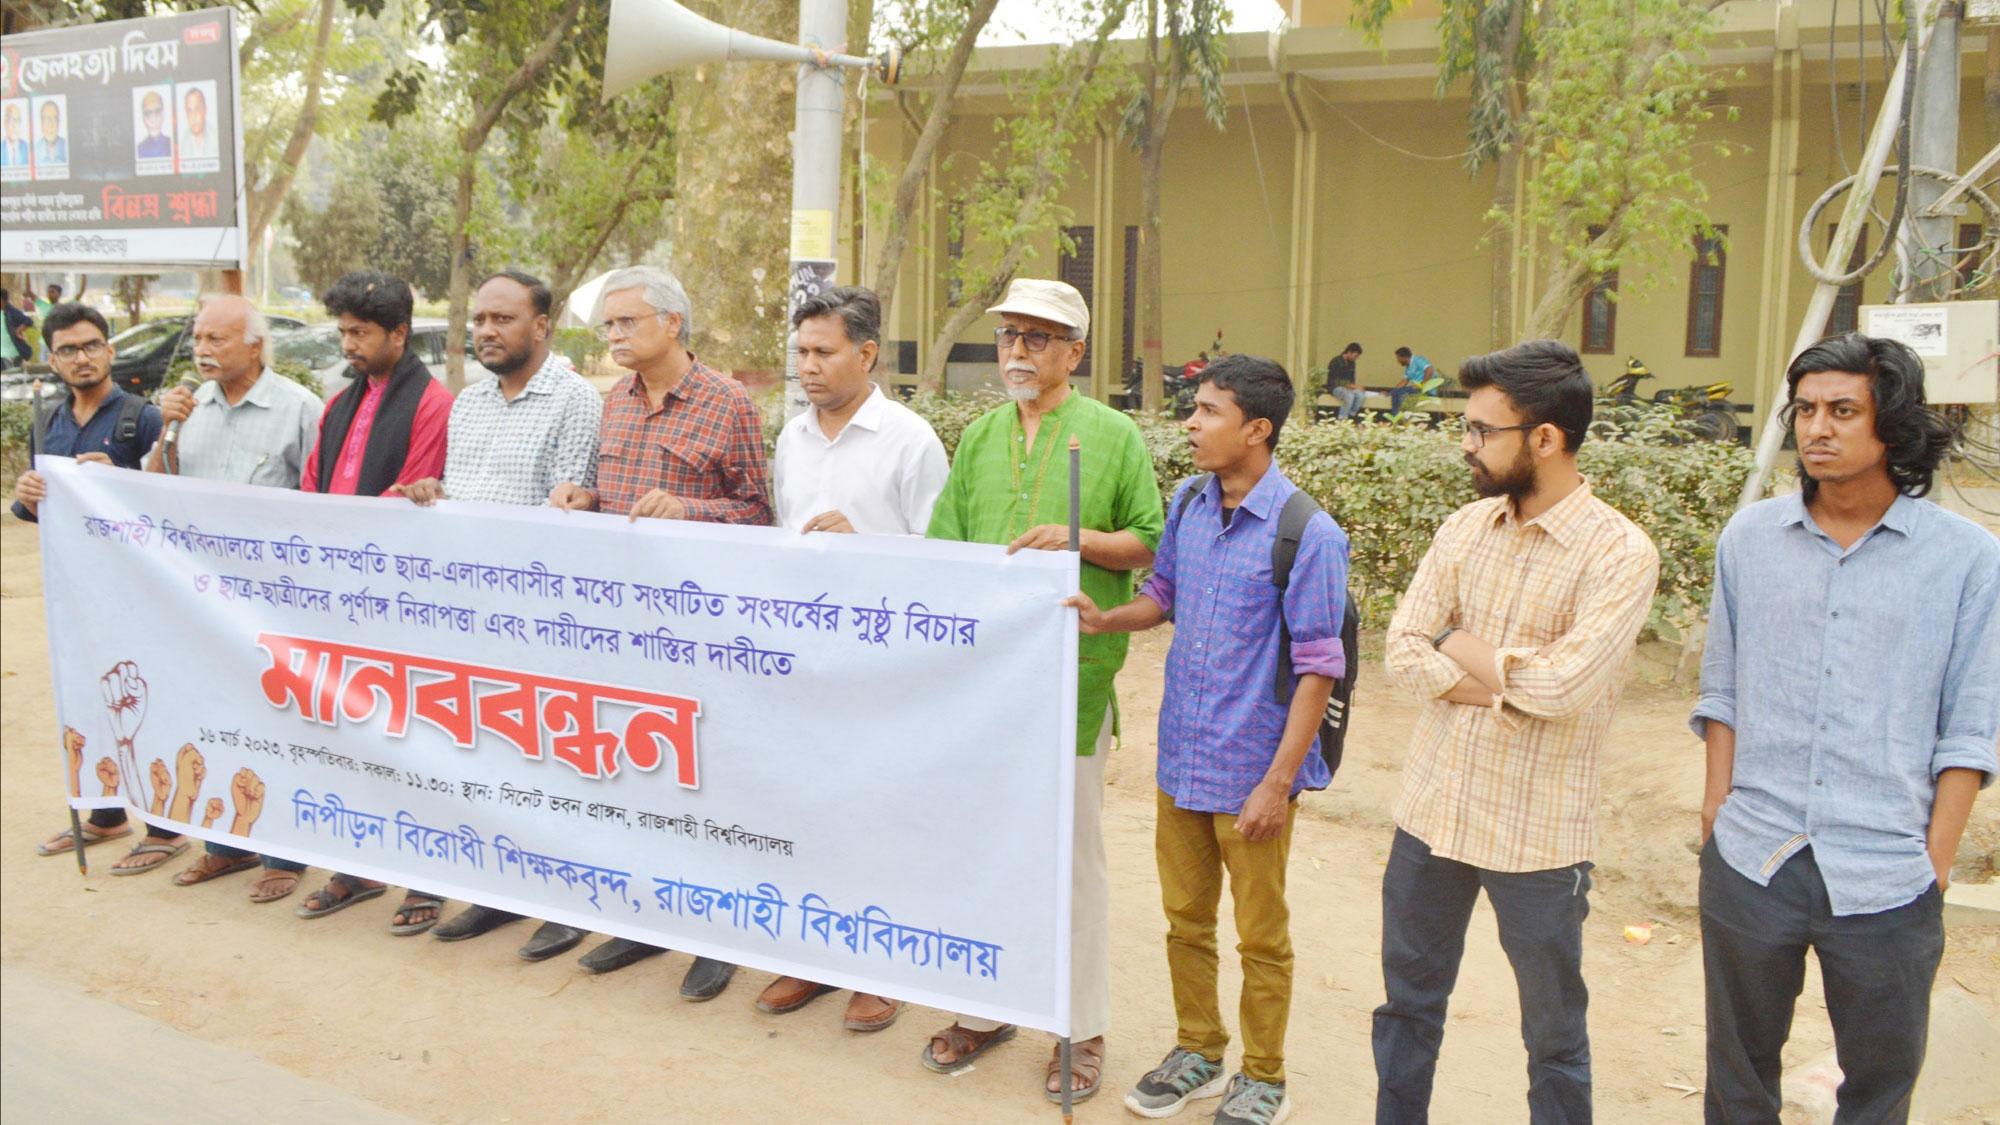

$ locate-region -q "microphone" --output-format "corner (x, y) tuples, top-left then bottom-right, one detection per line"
(162, 375), (200, 446)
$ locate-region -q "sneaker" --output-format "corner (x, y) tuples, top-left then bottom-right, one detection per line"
(1124, 1046), (1227, 1118)
(1211, 1074), (1291, 1125)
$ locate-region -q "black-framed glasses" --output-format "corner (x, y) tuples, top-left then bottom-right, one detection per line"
(994, 327), (1075, 354)
(53, 340), (108, 362)
(1455, 418), (1539, 449)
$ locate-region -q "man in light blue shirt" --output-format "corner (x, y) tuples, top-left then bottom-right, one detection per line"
(1390, 347), (1433, 415)
(1691, 333), (1997, 1125)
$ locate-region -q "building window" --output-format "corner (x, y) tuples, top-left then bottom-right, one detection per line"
(1059, 224), (1095, 368)
(1122, 225), (1139, 381)
(1825, 224), (1867, 336)
(1685, 227), (1728, 357)
(1580, 228), (1617, 354)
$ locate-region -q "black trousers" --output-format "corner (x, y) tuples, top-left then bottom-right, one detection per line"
(1372, 828), (1594, 1125)
(1699, 840), (1944, 1125)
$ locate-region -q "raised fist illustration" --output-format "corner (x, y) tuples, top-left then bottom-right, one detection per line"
(169, 743), (205, 822)
(202, 798), (225, 828)
(95, 757), (120, 796)
(148, 759), (171, 816)
(100, 662), (149, 805)
(229, 768), (265, 836)
(64, 726), (85, 798)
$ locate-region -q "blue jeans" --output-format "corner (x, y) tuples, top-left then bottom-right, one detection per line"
(1388, 384), (1419, 414)
(207, 841), (305, 873)
(1373, 829), (1593, 1124)
(1699, 841), (1942, 1125)
(1331, 386), (1366, 419)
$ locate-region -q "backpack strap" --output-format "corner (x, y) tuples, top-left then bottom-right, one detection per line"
(1269, 487), (1321, 704)
(113, 390), (146, 447)
(1158, 474), (1213, 623)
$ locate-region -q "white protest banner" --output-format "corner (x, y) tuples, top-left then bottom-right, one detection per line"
(36, 458), (1078, 1034)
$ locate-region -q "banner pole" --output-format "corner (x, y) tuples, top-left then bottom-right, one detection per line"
(1059, 1036), (1074, 1121)
(30, 377), (86, 877)
(1067, 437), (1080, 553)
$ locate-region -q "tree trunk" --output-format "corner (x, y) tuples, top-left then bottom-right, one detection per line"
(246, 0), (337, 252)
(442, 0), (589, 388)
(1488, 146), (1519, 348)
(672, 0), (794, 382)
(547, 195), (635, 318)
(868, 0), (1000, 317)
(1523, 256), (1594, 340)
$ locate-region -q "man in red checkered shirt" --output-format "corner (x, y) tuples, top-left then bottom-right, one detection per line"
(549, 264), (769, 998)
(549, 265), (772, 525)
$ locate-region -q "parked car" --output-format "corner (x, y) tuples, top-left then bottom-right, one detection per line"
(105, 313), (310, 398)
(295, 317), (490, 395)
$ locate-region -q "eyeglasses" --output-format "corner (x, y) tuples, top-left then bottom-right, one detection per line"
(994, 327), (1076, 354)
(1455, 419), (1539, 449)
(53, 340), (108, 362)
(593, 312), (669, 341)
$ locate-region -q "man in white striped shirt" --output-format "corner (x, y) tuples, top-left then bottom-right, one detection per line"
(389, 269), (599, 959)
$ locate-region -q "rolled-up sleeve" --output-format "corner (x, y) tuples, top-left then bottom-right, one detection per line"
(1283, 512), (1349, 679)
(1385, 512), (1471, 699)
(1690, 529), (1738, 739)
(1933, 556), (2000, 786)
(1492, 528), (1658, 720)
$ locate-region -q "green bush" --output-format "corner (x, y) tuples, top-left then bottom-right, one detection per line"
(904, 394), (1755, 638)
(552, 327), (606, 374)
(1, 399), (31, 484)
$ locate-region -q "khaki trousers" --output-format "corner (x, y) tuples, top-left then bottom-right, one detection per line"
(1156, 786), (1298, 1084)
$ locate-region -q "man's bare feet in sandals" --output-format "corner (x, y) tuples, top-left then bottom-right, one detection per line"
(109, 835), (188, 875)
(36, 821), (131, 856)
(1045, 1036), (1105, 1103)
(296, 874), (387, 918)
(250, 869), (301, 903)
(389, 893), (444, 936)
(921, 1022), (1017, 1073)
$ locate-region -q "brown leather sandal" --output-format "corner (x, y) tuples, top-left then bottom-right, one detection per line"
(921, 1022), (1016, 1073)
(1045, 1036), (1105, 1103)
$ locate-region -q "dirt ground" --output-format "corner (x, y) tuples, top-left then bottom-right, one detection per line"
(3, 508), (1997, 1124)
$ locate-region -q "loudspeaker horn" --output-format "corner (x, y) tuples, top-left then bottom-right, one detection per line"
(603, 0), (902, 100)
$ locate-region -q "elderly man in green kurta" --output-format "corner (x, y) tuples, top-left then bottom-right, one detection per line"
(919, 278), (1165, 1105)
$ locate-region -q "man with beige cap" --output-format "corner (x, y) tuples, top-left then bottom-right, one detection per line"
(919, 278), (1166, 1103)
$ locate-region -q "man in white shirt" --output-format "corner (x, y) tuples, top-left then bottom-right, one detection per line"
(758, 284), (948, 1031)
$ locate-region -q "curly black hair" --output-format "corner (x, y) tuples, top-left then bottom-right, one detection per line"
(1785, 332), (1955, 501)
(322, 270), (414, 333)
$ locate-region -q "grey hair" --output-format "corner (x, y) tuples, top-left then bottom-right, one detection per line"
(195, 292), (271, 363)
(594, 266), (692, 346)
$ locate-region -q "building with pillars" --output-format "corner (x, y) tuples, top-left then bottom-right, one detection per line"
(850, 0), (1995, 419)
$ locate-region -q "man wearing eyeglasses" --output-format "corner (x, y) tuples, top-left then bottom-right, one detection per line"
(1375, 340), (1657, 1124)
(551, 264), (769, 999)
(918, 278), (1165, 1105)
(14, 303), (168, 865)
(136, 90), (172, 160)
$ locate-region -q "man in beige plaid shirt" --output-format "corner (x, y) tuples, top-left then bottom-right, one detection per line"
(1373, 340), (1658, 1125)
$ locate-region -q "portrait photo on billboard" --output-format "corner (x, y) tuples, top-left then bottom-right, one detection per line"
(174, 80), (218, 172)
(132, 83), (175, 173)
(1, 98), (29, 182)
(30, 94), (67, 179)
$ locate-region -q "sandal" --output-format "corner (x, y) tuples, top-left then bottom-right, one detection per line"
(250, 870), (302, 903)
(296, 875), (387, 918)
(172, 852), (260, 886)
(1045, 1036), (1105, 1104)
(389, 893), (445, 936)
(109, 838), (189, 876)
(922, 1023), (1017, 1074)
(37, 821), (132, 856)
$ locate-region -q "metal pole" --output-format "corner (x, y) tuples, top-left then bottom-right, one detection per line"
(30, 377), (88, 876)
(784, 0), (850, 421)
(1902, 0), (1962, 302)
(1067, 437), (1081, 552)
(1058, 1036), (1075, 1121)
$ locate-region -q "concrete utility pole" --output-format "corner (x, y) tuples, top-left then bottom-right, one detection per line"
(1902, 0), (1963, 302)
(784, 0), (849, 420)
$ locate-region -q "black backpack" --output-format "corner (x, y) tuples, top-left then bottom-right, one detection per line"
(1168, 474), (1360, 779)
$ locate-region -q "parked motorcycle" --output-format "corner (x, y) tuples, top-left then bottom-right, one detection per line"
(1599, 357), (1738, 442)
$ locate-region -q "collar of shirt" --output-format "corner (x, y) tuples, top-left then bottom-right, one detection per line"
(469, 351), (571, 403)
(1486, 478), (1596, 549)
(194, 367), (280, 410)
(621, 354), (710, 411)
(1186, 461), (1285, 524)
(802, 384), (887, 445)
(1775, 491), (1920, 545)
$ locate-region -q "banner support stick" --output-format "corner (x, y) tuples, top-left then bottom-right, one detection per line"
(1067, 437), (1081, 553)
(30, 377), (86, 877)
(1059, 1037), (1074, 1121)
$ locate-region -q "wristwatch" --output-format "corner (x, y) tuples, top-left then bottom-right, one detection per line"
(1431, 626), (1458, 650)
